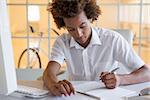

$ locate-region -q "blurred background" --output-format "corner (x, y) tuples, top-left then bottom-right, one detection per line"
(6, 0), (150, 71)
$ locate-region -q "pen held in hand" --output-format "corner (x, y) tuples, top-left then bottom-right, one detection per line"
(99, 67), (120, 80)
(110, 67), (120, 73)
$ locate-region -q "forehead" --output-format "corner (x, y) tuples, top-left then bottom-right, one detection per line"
(63, 11), (88, 28)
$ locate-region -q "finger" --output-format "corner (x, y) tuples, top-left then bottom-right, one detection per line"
(105, 82), (116, 89)
(104, 79), (117, 89)
(56, 81), (68, 96)
(61, 81), (71, 95)
(103, 73), (115, 80)
(100, 72), (109, 76)
(59, 83), (68, 96)
(100, 72), (110, 82)
(105, 78), (116, 85)
(100, 72), (109, 79)
(103, 74), (117, 86)
(106, 84), (116, 89)
(63, 80), (75, 95)
(100, 72), (104, 76)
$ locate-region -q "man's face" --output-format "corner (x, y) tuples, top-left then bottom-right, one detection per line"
(64, 11), (91, 47)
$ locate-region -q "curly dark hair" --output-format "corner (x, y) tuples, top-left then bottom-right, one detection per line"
(47, 0), (101, 29)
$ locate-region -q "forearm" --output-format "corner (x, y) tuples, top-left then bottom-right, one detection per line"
(118, 65), (150, 85)
(43, 67), (58, 86)
(43, 61), (61, 86)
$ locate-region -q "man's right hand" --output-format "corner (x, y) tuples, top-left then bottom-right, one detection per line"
(48, 80), (75, 96)
(43, 61), (75, 96)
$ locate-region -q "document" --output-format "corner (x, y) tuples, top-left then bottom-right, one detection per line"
(72, 81), (105, 92)
(72, 81), (137, 100)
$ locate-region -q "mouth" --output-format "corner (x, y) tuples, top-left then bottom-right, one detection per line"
(78, 36), (87, 43)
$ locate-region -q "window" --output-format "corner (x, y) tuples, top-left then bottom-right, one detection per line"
(28, 5), (40, 22)
(7, 0), (150, 69)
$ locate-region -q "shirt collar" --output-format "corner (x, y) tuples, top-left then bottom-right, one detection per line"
(70, 27), (102, 49)
(70, 37), (83, 49)
(89, 28), (102, 46)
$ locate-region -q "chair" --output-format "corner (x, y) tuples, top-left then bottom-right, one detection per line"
(113, 29), (134, 47)
(16, 68), (66, 80)
(16, 68), (44, 80)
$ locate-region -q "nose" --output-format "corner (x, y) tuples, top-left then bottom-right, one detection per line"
(76, 28), (83, 38)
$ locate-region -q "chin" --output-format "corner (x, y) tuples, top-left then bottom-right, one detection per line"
(79, 40), (86, 44)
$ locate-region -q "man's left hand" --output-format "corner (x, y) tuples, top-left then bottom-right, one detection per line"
(100, 72), (120, 89)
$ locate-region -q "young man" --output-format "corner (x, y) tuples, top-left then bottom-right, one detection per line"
(43, 0), (150, 96)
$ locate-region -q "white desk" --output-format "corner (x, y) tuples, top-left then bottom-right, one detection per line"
(0, 81), (149, 100)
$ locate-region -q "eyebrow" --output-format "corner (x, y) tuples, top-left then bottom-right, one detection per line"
(67, 22), (86, 29)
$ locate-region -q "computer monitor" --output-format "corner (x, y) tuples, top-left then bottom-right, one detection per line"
(0, 0), (17, 95)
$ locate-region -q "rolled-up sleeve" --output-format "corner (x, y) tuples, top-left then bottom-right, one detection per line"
(114, 34), (145, 72)
(50, 37), (66, 65)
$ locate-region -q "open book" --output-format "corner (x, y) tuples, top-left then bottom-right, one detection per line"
(72, 81), (137, 100)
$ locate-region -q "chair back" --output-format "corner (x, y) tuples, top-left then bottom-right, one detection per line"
(16, 68), (44, 80)
(113, 29), (134, 46)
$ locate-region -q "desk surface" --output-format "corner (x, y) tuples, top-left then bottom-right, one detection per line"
(0, 81), (150, 100)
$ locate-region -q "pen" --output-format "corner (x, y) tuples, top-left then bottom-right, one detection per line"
(99, 67), (120, 80)
(110, 67), (120, 73)
(76, 91), (100, 100)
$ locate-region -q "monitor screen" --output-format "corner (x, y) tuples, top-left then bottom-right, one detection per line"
(0, 0), (17, 95)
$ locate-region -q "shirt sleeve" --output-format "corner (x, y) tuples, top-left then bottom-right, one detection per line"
(114, 34), (145, 72)
(50, 37), (66, 65)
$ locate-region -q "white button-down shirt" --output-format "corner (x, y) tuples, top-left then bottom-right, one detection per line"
(50, 27), (145, 81)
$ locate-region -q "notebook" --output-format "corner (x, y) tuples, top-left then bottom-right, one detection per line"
(72, 81), (137, 100)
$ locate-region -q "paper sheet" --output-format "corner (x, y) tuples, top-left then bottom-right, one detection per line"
(72, 81), (137, 100)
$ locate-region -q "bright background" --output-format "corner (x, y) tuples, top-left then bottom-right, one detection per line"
(6, 0), (150, 70)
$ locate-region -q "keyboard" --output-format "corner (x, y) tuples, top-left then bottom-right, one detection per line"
(16, 85), (49, 98)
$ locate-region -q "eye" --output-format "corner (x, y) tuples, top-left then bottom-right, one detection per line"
(80, 24), (87, 29)
(80, 26), (85, 29)
(68, 28), (75, 32)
